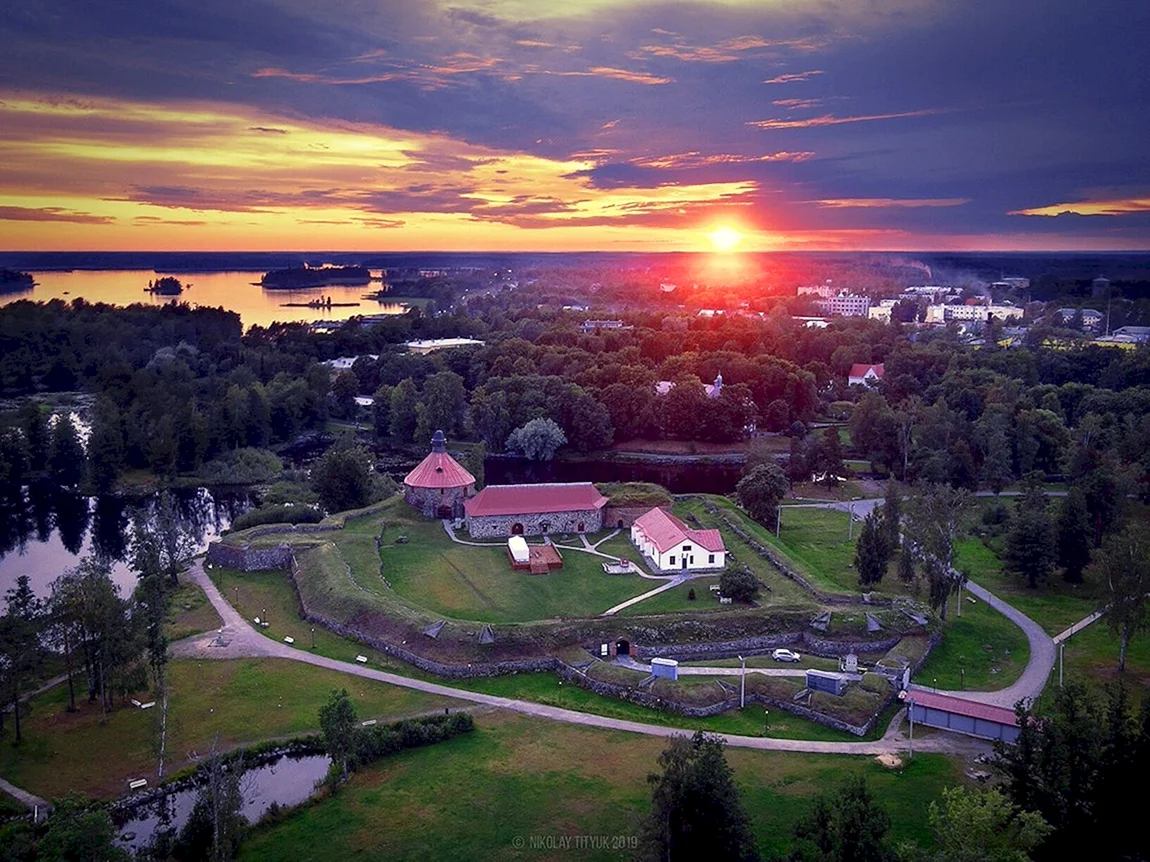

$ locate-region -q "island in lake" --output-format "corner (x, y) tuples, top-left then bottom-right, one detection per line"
(260, 265), (371, 289)
(146, 275), (184, 295)
(0, 268), (34, 291)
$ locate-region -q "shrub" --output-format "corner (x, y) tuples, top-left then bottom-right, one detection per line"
(230, 504), (323, 531)
(262, 481), (320, 506)
(688, 588), (696, 601)
(198, 447), (284, 485)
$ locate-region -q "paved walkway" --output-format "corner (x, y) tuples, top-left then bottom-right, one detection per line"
(1054, 609), (1105, 644)
(601, 577), (686, 616)
(0, 777), (50, 813)
(177, 560), (964, 756)
(912, 580), (1056, 709)
(616, 655), (807, 679)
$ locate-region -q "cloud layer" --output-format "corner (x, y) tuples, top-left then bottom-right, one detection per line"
(0, 0), (1146, 250)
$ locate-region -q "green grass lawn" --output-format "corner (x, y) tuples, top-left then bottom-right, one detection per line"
(382, 518), (653, 622)
(1038, 618), (1150, 709)
(619, 577), (723, 616)
(0, 659), (461, 801)
(167, 578), (222, 642)
(695, 497), (902, 599)
(956, 537), (1105, 636)
(916, 593), (1029, 692)
(238, 712), (961, 862)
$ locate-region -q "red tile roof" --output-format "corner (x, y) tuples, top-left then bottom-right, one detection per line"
(905, 689), (1019, 726)
(632, 507), (725, 553)
(403, 451), (476, 490)
(464, 483), (609, 517)
(848, 362), (884, 380)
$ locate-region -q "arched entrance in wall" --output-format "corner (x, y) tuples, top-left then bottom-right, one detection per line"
(577, 522), (585, 533)
(511, 523), (524, 535)
(436, 505), (453, 519)
(617, 519), (625, 529)
(615, 639), (630, 656)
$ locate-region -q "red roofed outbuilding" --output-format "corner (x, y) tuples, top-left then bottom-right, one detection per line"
(403, 430), (476, 519)
(904, 689), (1021, 743)
(464, 483), (608, 538)
(630, 507), (726, 572)
(847, 363), (884, 387)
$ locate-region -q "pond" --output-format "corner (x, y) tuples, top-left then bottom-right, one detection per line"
(0, 485), (255, 599)
(113, 752), (330, 853)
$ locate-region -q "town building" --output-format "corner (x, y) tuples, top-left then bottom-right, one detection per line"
(848, 363), (884, 387)
(630, 507), (726, 572)
(403, 430), (477, 519)
(1112, 325), (1150, 342)
(924, 303), (1023, 324)
(797, 281), (837, 298)
(405, 337), (485, 355)
(653, 373), (725, 399)
(464, 482), (609, 538)
(813, 293), (872, 317)
(580, 319), (632, 333)
(322, 355), (379, 371)
(867, 299), (900, 323)
(1092, 276), (1112, 298)
(1055, 308), (1104, 328)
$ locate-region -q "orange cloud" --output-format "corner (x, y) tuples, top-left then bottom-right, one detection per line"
(0, 205), (114, 224)
(1008, 199), (1150, 216)
(811, 198), (969, 208)
(631, 35), (826, 64)
(748, 109), (939, 129)
(772, 98), (822, 110)
(763, 70), (824, 84)
(545, 66), (672, 85)
(633, 151), (814, 168)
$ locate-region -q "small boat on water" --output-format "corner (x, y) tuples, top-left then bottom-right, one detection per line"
(280, 299), (361, 309)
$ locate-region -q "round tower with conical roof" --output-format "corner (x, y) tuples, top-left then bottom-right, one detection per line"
(403, 430), (477, 519)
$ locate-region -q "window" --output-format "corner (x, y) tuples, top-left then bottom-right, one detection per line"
(669, 556), (676, 566)
(683, 545), (692, 552)
(708, 554), (715, 564)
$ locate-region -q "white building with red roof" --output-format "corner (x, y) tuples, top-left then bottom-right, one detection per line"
(464, 482), (609, 538)
(630, 507), (726, 573)
(403, 430), (476, 519)
(847, 363), (884, 387)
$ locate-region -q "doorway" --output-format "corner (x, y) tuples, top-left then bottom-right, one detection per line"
(615, 639), (630, 656)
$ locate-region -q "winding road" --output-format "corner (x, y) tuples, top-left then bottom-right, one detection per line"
(173, 558), (1036, 756)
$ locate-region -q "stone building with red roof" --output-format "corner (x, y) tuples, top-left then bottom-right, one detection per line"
(403, 430), (476, 519)
(464, 482), (608, 538)
(630, 507), (726, 572)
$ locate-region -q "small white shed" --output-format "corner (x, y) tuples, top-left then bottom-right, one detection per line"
(508, 535), (530, 565)
(651, 657), (679, 681)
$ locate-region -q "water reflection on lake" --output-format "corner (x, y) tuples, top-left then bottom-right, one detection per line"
(0, 270), (412, 330)
(114, 753), (331, 854)
(0, 486), (254, 598)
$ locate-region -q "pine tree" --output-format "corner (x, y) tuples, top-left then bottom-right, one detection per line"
(637, 732), (759, 861)
(1055, 487), (1092, 583)
(855, 511), (888, 587)
(1004, 484), (1055, 589)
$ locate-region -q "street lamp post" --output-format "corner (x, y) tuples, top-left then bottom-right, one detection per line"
(1059, 641), (1065, 688)
(739, 655), (746, 709)
(311, 627), (316, 650)
(764, 709), (769, 736)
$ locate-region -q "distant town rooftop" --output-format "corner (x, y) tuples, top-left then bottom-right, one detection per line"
(406, 337), (485, 354)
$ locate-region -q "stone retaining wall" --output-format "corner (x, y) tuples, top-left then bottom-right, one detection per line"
(206, 542), (293, 572)
(601, 506), (655, 529)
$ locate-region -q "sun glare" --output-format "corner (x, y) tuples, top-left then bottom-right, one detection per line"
(707, 225), (745, 251)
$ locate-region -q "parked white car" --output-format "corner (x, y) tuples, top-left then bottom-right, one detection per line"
(771, 648), (801, 663)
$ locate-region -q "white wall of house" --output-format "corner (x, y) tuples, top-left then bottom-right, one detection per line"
(629, 526), (726, 571)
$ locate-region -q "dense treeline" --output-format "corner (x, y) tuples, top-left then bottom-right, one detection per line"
(1, 295), (1148, 508)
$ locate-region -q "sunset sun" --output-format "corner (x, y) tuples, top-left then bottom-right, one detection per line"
(707, 225), (745, 252)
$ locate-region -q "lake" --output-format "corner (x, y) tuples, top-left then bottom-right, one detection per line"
(0, 486), (254, 599)
(0, 269), (411, 330)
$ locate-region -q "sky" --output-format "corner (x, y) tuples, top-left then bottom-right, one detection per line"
(1, 0), (1147, 252)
